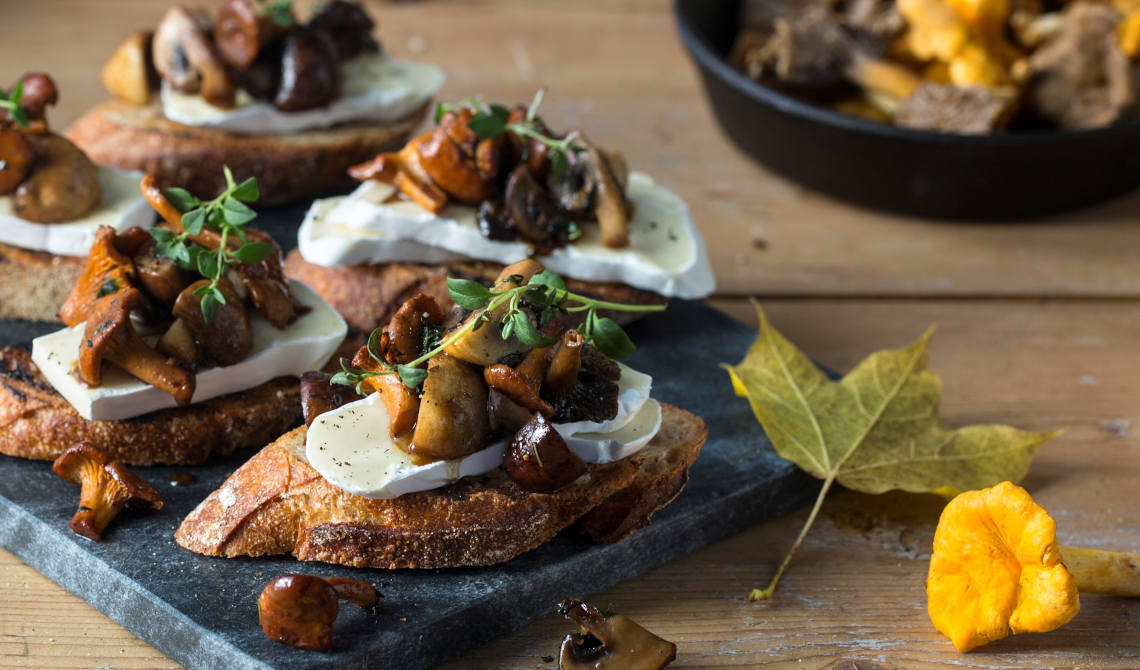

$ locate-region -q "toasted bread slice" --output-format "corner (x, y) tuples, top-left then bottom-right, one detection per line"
(0, 347), (301, 466)
(0, 243), (83, 321)
(175, 403), (706, 568)
(283, 250), (669, 334)
(66, 100), (428, 206)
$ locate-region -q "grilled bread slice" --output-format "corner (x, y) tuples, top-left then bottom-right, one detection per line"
(175, 403), (707, 568)
(66, 100), (428, 206)
(0, 347), (301, 466)
(0, 243), (83, 321)
(283, 251), (669, 334)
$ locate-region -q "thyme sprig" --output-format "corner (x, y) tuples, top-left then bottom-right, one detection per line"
(257, 0), (294, 27)
(331, 268), (664, 392)
(0, 80), (29, 128)
(434, 89), (585, 179)
(150, 167), (274, 323)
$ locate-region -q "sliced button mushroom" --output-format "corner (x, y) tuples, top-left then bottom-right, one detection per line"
(504, 164), (561, 242)
(52, 443), (164, 541)
(79, 288), (195, 406)
(153, 6), (236, 108)
(0, 128), (34, 196)
(101, 32), (158, 105)
(173, 278), (253, 367)
(13, 134), (102, 223)
(410, 353), (489, 462)
(215, 0), (288, 68)
(504, 413), (586, 492)
(274, 27), (338, 112)
(257, 574), (377, 652)
(558, 599), (676, 670)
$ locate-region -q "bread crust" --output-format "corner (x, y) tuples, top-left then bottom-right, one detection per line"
(175, 403), (706, 568)
(283, 250), (669, 334)
(65, 100), (428, 205)
(0, 347), (301, 465)
(0, 243), (83, 321)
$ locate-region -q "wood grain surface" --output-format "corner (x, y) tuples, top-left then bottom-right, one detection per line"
(2, 1), (1139, 669)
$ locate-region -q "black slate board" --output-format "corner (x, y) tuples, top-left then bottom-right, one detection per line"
(0, 205), (815, 670)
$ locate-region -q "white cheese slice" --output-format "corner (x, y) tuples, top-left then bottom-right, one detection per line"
(297, 172), (717, 299)
(162, 54), (445, 135)
(0, 166), (154, 257)
(305, 364), (661, 499)
(31, 280), (347, 421)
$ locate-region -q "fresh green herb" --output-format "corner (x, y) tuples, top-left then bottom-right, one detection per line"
(150, 167), (272, 324)
(331, 268), (664, 391)
(440, 90), (585, 179)
(552, 216), (582, 242)
(256, 0), (294, 27)
(95, 279), (120, 299)
(0, 80), (29, 129)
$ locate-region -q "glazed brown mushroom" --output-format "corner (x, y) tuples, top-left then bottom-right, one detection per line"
(0, 128), (34, 195)
(51, 443), (164, 541)
(152, 6), (236, 108)
(576, 135), (630, 249)
(558, 599), (676, 670)
(13, 134), (102, 223)
(172, 278), (253, 366)
(546, 330), (584, 399)
(445, 259), (543, 366)
(484, 344), (555, 416)
(308, 0), (378, 60)
(300, 371), (363, 427)
(257, 574), (377, 652)
(351, 345), (421, 445)
(14, 73), (59, 126)
(59, 226), (137, 327)
(78, 288), (195, 406)
(214, 0), (289, 68)
(275, 27), (338, 112)
(156, 318), (198, 366)
(132, 237), (193, 304)
(382, 293), (445, 365)
(417, 111), (497, 204)
(348, 132), (450, 213)
(504, 413), (586, 492)
(101, 32), (157, 105)
(410, 353), (490, 461)
(487, 387), (533, 434)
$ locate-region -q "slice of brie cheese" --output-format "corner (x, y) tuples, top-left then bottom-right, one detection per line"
(305, 364), (661, 499)
(162, 54), (444, 135)
(297, 172), (717, 299)
(31, 280), (347, 421)
(0, 166), (154, 257)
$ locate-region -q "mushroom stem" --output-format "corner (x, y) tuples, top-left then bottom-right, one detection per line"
(1059, 546), (1140, 597)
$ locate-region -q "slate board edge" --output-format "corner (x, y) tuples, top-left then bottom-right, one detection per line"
(0, 464), (817, 670)
(0, 490), (269, 670)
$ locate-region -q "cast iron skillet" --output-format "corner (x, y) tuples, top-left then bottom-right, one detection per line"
(675, 0), (1140, 220)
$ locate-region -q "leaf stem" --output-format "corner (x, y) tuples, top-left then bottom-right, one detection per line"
(749, 475), (835, 601)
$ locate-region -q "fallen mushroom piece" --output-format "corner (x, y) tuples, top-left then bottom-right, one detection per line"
(0, 127), (35, 195)
(79, 289), (195, 406)
(51, 443), (164, 541)
(928, 481), (1140, 652)
(504, 413), (587, 492)
(13, 134), (102, 224)
(257, 574), (377, 652)
(152, 6), (237, 108)
(301, 371), (364, 427)
(558, 599), (676, 670)
(173, 278), (253, 366)
(215, 0), (288, 68)
(275, 27), (338, 112)
(101, 31), (157, 105)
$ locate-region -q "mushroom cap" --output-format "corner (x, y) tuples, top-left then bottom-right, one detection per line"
(927, 481), (1079, 652)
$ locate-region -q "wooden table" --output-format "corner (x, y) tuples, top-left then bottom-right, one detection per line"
(3, 1), (1139, 668)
